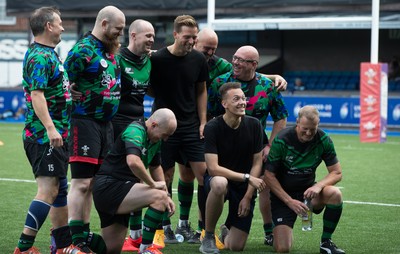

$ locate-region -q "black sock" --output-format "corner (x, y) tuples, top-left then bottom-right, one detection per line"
(52, 225), (72, 249)
(263, 223), (273, 235)
(198, 185), (206, 227)
(84, 231), (107, 254)
(17, 233), (35, 251)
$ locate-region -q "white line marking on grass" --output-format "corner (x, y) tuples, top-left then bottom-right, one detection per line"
(2, 178), (399, 207)
(344, 200), (400, 207)
(0, 178), (35, 183)
(339, 145), (383, 151)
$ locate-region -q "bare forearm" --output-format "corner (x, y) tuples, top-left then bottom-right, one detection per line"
(269, 119), (287, 144)
(196, 83), (207, 125)
(127, 155), (155, 187)
(150, 165), (165, 182)
(264, 171), (292, 205)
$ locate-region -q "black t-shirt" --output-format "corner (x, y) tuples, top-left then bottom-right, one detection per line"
(204, 115), (264, 188)
(150, 47), (209, 130)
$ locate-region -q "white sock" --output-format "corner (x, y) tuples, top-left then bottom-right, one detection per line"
(130, 229), (142, 239)
(178, 219), (189, 227)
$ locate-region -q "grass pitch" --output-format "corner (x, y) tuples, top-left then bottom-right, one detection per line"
(1, 123), (399, 253)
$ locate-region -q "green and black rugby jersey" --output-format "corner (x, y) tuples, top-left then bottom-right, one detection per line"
(266, 126), (338, 192)
(113, 47), (151, 123)
(97, 121), (161, 181)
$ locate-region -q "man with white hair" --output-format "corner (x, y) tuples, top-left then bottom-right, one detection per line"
(264, 105), (345, 254)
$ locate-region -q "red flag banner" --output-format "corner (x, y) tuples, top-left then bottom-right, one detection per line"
(360, 63), (388, 143)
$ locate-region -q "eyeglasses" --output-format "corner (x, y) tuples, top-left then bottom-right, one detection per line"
(232, 55), (257, 64)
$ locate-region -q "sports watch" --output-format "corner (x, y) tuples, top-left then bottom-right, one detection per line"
(243, 173), (250, 183)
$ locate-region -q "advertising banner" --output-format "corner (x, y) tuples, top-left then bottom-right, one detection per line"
(360, 63), (388, 143)
(1, 92), (399, 129)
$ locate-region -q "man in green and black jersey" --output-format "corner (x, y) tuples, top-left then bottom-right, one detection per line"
(264, 105), (345, 254)
(93, 108), (177, 253)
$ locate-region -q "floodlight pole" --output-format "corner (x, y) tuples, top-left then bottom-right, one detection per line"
(371, 0), (380, 64)
(207, 0), (215, 28)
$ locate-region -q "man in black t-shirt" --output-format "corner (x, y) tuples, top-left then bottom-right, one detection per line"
(149, 15), (208, 243)
(200, 82), (267, 254)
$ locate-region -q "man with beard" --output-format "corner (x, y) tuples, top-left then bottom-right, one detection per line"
(63, 5), (125, 252)
(149, 15), (208, 244)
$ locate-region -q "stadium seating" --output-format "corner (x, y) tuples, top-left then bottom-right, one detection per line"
(284, 71), (360, 91)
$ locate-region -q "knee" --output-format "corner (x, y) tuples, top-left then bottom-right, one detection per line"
(71, 178), (92, 194)
(152, 190), (170, 209)
(210, 177), (228, 196)
(324, 186), (343, 203)
(332, 187), (343, 201)
(37, 182), (59, 202)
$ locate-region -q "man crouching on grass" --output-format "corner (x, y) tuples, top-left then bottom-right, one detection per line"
(264, 105), (345, 254)
(93, 108), (177, 254)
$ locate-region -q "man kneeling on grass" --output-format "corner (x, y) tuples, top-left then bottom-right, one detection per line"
(264, 105), (345, 254)
(200, 82), (267, 254)
(93, 108), (177, 254)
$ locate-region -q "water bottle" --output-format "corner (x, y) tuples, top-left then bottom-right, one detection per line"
(301, 199), (313, 231)
(175, 233), (184, 243)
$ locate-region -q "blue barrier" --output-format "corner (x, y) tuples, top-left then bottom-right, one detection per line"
(144, 95), (400, 127)
(0, 90), (25, 121)
(1, 92), (399, 127)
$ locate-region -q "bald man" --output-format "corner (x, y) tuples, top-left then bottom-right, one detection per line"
(93, 108), (177, 253)
(111, 19), (157, 252)
(64, 5), (125, 251)
(113, 19), (155, 141)
(208, 45), (288, 247)
(194, 27), (288, 90)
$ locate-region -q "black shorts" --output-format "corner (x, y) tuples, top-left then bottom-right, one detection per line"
(204, 173), (255, 234)
(92, 175), (136, 228)
(161, 128), (204, 170)
(69, 118), (114, 165)
(270, 192), (324, 228)
(24, 141), (68, 178)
